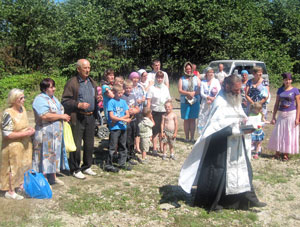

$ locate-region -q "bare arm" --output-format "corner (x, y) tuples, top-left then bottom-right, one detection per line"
(5, 127), (35, 140)
(40, 113), (70, 122)
(195, 77), (201, 95)
(105, 89), (114, 99)
(161, 115), (165, 137)
(173, 113), (178, 138)
(245, 85), (254, 104)
(178, 78), (195, 98)
(109, 110), (131, 123)
(271, 95), (280, 124)
(146, 98), (151, 109)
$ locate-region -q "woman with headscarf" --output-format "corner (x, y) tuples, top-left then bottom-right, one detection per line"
(178, 62), (201, 142)
(0, 89), (35, 200)
(147, 71), (171, 155)
(32, 78), (70, 185)
(197, 67), (221, 134)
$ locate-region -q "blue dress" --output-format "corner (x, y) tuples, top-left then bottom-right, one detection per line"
(32, 93), (69, 174)
(180, 75), (200, 120)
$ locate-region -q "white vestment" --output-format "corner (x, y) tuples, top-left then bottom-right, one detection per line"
(179, 91), (252, 195)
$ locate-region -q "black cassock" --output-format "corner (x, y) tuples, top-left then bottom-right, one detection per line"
(193, 126), (260, 211)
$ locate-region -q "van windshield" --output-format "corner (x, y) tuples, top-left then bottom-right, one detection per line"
(232, 63), (267, 75)
(209, 62), (232, 74)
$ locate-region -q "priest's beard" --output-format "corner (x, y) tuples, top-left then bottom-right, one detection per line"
(226, 92), (242, 112)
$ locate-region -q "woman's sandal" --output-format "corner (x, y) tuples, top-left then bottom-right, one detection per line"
(283, 154), (289, 161)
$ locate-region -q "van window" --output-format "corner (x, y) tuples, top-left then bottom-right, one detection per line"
(233, 63), (267, 75)
(209, 62), (232, 74)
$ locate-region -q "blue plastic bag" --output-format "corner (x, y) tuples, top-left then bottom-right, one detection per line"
(24, 170), (52, 199)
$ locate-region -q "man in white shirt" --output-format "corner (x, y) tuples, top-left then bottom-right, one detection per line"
(147, 60), (169, 88)
(215, 63), (228, 84)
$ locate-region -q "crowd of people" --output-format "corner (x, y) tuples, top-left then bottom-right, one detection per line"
(0, 58), (299, 214)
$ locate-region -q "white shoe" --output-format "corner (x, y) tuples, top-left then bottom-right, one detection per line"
(5, 191), (24, 200)
(55, 178), (65, 186)
(83, 168), (97, 176)
(73, 171), (86, 179)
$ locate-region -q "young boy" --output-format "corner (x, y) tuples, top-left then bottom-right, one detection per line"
(129, 72), (145, 153)
(121, 79), (140, 164)
(114, 76), (124, 87)
(161, 101), (178, 160)
(102, 69), (115, 120)
(138, 107), (155, 162)
(106, 84), (132, 172)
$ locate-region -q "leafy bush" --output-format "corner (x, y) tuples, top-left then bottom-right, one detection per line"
(269, 73), (300, 88)
(0, 73), (67, 109)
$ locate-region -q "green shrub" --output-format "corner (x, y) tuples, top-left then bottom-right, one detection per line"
(0, 73), (67, 110)
(269, 73), (300, 88)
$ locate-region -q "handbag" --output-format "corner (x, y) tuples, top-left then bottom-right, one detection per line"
(63, 121), (76, 152)
(24, 170), (52, 199)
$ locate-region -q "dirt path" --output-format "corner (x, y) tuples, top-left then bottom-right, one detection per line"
(1, 89), (300, 226)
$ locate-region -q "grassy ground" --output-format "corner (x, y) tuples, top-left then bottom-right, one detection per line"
(0, 82), (300, 226)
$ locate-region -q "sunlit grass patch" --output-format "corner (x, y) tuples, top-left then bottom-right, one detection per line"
(60, 185), (158, 216)
(172, 208), (258, 227)
(38, 215), (65, 227)
(254, 172), (288, 185)
(286, 194), (295, 201)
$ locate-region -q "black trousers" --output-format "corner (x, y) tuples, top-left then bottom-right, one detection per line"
(107, 129), (127, 167)
(69, 114), (95, 173)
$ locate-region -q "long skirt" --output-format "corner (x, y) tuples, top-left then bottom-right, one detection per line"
(268, 110), (299, 154)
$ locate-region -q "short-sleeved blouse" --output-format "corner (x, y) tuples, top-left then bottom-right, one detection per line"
(277, 87), (300, 112)
(147, 85), (171, 112)
(246, 79), (269, 107)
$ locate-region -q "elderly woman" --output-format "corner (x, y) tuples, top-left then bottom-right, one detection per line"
(245, 66), (269, 117)
(147, 71), (171, 155)
(178, 62), (201, 142)
(0, 89), (35, 200)
(198, 67), (221, 134)
(32, 78), (70, 185)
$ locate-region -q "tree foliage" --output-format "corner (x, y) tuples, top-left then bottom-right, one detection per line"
(0, 0), (299, 82)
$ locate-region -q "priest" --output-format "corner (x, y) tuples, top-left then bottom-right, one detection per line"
(179, 74), (266, 211)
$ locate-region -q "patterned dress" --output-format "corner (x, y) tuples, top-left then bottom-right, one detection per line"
(0, 106), (32, 190)
(246, 79), (269, 116)
(32, 93), (69, 174)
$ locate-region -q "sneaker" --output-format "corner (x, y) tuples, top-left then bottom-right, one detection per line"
(105, 165), (120, 173)
(162, 155), (167, 160)
(170, 155), (176, 160)
(128, 160), (138, 165)
(73, 171), (86, 179)
(55, 178), (65, 186)
(120, 164), (132, 171)
(152, 150), (158, 156)
(83, 168), (97, 176)
(5, 192), (24, 200)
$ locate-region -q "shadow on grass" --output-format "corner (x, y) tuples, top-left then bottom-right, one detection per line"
(159, 185), (196, 208)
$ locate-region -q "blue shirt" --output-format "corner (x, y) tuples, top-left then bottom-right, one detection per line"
(78, 76), (95, 112)
(107, 98), (129, 130)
